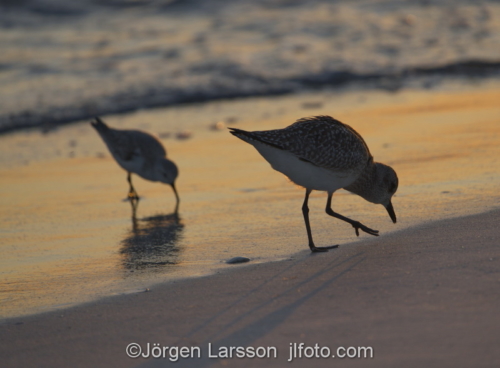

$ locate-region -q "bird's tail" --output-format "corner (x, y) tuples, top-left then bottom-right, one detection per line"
(229, 127), (283, 150)
(228, 127), (254, 143)
(90, 117), (109, 133)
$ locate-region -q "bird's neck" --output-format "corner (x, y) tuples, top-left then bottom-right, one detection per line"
(343, 158), (378, 203)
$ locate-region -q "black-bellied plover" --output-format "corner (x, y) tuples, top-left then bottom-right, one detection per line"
(91, 117), (180, 213)
(229, 115), (398, 253)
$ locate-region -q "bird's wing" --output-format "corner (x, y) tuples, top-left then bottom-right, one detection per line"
(250, 117), (372, 171)
(130, 131), (167, 161)
(104, 130), (139, 163)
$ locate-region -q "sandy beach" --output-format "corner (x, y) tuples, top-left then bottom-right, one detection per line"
(0, 79), (499, 366)
(1, 209), (499, 367)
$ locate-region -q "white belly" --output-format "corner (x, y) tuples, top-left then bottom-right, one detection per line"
(254, 142), (357, 192)
(114, 153), (159, 182)
(114, 151), (143, 172)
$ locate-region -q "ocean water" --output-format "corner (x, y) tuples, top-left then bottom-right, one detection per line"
(1, 0), (499, 133)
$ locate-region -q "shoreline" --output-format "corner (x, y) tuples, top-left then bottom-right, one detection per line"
(2, 71), (499, 135)
(1, 208), (499, 367)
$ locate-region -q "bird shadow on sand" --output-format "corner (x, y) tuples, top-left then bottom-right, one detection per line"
(119, 199), (184, 273)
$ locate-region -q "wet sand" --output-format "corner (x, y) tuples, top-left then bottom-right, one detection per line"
(1, 80), (499, 320)
(1, 209), (499, 368)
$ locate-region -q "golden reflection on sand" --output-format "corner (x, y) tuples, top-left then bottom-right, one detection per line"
(0, 81), (499, 319)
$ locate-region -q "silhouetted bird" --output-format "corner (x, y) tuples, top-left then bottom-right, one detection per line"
(91, 117), (179, 213)
(229, 115), (398, 252)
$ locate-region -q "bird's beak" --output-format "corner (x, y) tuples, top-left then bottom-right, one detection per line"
(385, 201), (397, 224)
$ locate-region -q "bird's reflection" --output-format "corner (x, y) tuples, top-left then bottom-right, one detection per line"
(120, 199), (184, 271)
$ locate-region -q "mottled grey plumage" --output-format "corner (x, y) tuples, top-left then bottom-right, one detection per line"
(229, 115), (398, 253)
(91, 117), (180, 213)
(246, 116), (371, 173)
(104, 129), (166, 167)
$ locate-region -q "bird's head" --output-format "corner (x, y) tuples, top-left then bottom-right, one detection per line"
(348, 162), (398, 224)
(157, 158), (178, 185)
(158, 158), (180, 213)
(372, 163), (398, 223)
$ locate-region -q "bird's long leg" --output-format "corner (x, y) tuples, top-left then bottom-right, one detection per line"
(302, 189), (338, 253)
(325, 192), (379, 237)
(127, 172), (139, 200)
(170, 182), (180, 214)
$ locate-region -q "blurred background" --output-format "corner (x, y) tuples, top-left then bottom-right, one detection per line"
(1, 0), (499, 133)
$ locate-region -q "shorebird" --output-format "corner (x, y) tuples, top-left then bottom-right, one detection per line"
(91, 117), (180, 213)
(229, 115), (398, 253)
